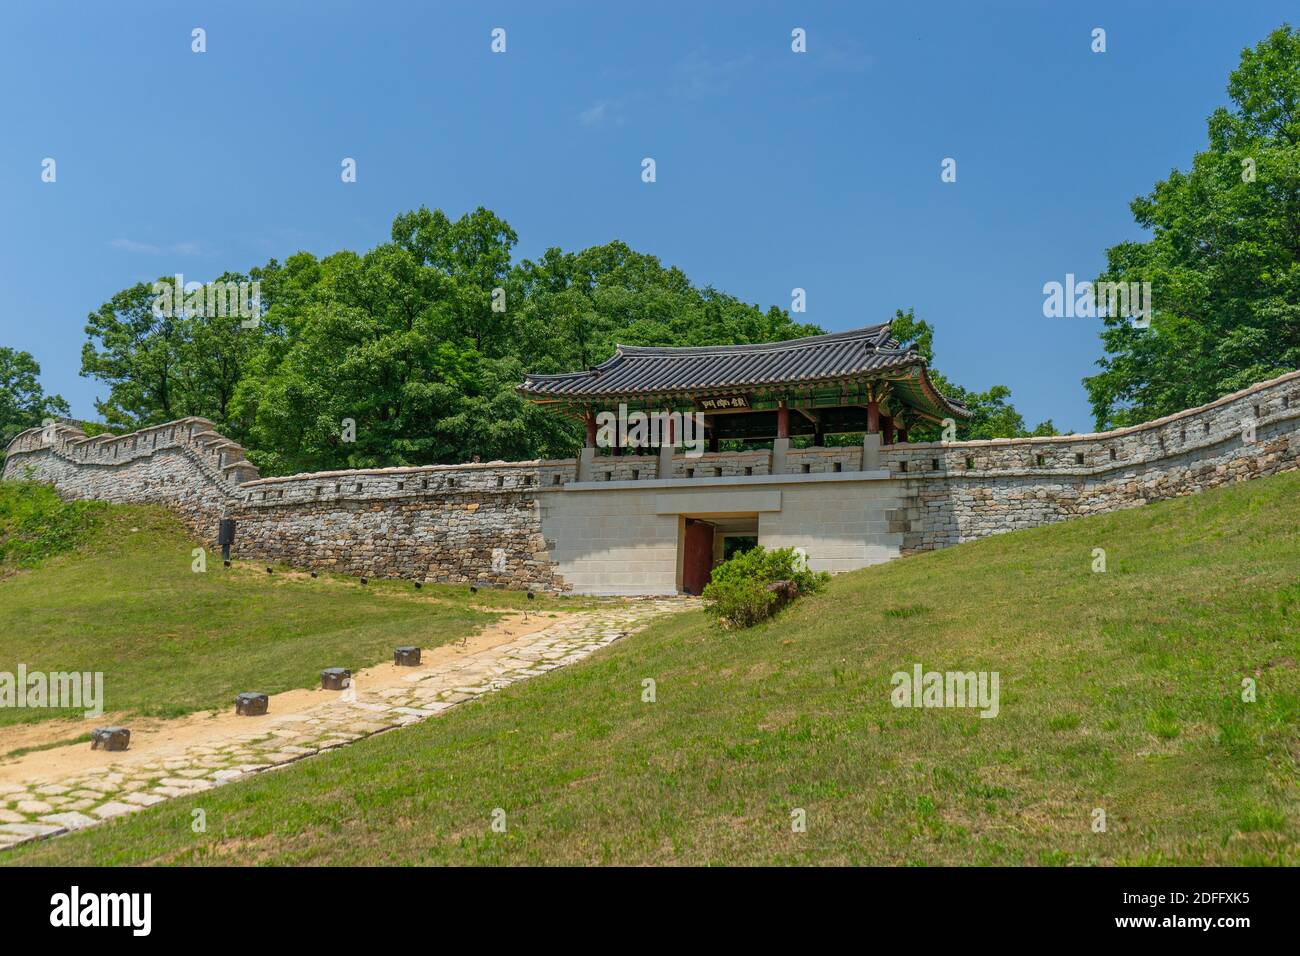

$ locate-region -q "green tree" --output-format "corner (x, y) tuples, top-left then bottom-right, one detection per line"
(80, 273), (265, 432)
(230, 240), (576, 474)
(0, 348), (71, 448)
(889, 309), (1056, 440)
(81, 208), (1017, 475)
(1085, 24), (1300, 429)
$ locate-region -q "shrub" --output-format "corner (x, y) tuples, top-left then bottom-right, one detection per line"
(701, 545), (829, 628)
(0, 481), (104, 571)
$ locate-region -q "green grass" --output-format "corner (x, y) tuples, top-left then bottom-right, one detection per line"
(0, 485), (577, 728)
(0, 481), (105, 570)
(4, 734), (92, 760)
(7, 470), (1300, 865)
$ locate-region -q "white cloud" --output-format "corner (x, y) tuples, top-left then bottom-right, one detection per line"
(578, 97), (626, 127)
(671, 51), (755, 98)
(108, 238), (205, 256)
(108, 237), (162, 254)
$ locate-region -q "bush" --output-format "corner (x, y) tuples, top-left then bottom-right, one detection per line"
(701, 546), (829, 628)
(0, 481), (104, 571)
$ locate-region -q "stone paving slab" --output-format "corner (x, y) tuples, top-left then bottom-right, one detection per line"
(0, 598), (695, 852)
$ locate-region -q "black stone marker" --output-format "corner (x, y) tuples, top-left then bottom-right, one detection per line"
(394, 646), (421, 666)
(310, 571), (318, 578)
(219, 518), (236, 563)
(321, 667), (351, 690)
(90, 727), (130, 752)
(360, 577), (368, 585)
(414, 581), (422, 590)
(235, 692), (269, 716)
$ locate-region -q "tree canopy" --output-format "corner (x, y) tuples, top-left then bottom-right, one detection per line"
(69, 206), (1046, 474)
(1085, 24), (1300, 429)
(0, 348), (69, 450)
(890, 310), (1056, 440)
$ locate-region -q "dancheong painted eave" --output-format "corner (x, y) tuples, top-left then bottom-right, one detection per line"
(517, 324), (971, 423)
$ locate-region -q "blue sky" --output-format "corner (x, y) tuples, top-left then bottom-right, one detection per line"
(1, 1), (1293, 432)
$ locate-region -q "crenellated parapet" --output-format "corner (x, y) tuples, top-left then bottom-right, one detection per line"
(880, 368), (1300, 478)
(5, 366), (1300, 594)
(3, 417), (260, 491)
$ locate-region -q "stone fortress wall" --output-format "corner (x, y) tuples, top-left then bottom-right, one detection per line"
(6, 368), (1300, 594)
(882, 368), (1300, 553)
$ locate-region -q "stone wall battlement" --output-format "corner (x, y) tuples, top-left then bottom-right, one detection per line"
(882, 368), (1300, 477)
(4, 417), (258, 491)
(5, 366), (1300, 594)
(237, 458), (580, 506)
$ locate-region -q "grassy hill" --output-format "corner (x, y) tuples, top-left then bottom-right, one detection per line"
(0, 482), (569, 737)
(6, 471), (1300, 866)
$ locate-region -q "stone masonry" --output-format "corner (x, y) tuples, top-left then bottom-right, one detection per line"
(0, 599), (691, 851)
(6, 368), (1300, 592)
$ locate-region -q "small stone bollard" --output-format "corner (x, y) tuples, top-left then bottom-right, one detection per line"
(394, 646), (421, 666)
(321, 667), (351, 690)
(90, 727), (130, 752)
(235, 692), (269, 716)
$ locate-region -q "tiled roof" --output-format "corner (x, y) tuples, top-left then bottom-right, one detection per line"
(519, 325), (969, 418)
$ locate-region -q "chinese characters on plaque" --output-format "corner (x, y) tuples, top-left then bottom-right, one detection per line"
(696, 395), (751, 411)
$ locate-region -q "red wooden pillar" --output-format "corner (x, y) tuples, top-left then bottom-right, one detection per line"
(584, 411), (597, 448)
(777, 401), (790, 439)
(882, 415), (895, 446)
(866, 400), (880, 434)
(897, 423), (909, 443)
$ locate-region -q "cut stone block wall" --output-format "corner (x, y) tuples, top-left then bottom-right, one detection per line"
(783, 445), (864, 474)
(881, 369), (1300, 552)
(228, 462), (572, 589)
(1, 418), (254, 544)
(3, 423), (572, 590)
(6, 368), (1300, 594)
(673, 450), (771, 478)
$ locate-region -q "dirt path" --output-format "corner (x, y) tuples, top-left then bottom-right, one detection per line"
(0, 598), (695, 849)
(0, 609), (564, 783)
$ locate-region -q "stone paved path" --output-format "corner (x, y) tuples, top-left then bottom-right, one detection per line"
(0, 598), (694, 851)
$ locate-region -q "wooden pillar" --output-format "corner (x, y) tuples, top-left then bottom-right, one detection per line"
(882, 415), (895, 446)
(708, 431), (719, 453)
(814, 423), (825, 447)
(897, 423), (909, 443)
(584, 411), (597, 448)
(866, 400), (880, 434)
(777, 401), (789, 439)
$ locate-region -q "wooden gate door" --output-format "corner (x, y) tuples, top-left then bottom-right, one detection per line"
(682, 521), (715, 595)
